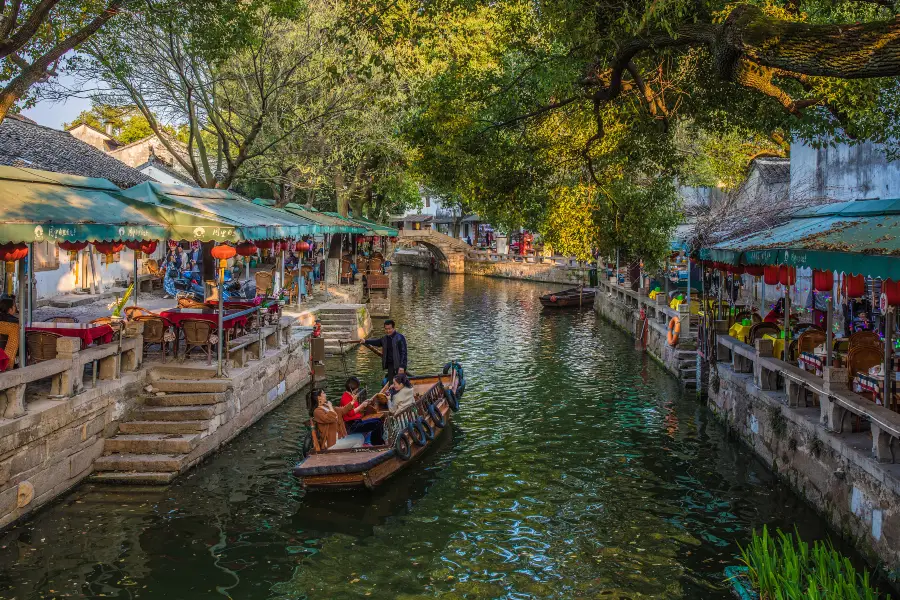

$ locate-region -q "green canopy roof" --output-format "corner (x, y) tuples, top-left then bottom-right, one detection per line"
(700, 198), (900, 279)
(0, 166), (168, 243)
(321, 212), (398, 237)
(279, 203), (366, 234)
(123, 182), (322, 242)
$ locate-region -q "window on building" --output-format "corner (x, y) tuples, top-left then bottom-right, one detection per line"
(33, 241), (59, 272)
(425, 196), (430, 208)
(99, 251), (122, 266)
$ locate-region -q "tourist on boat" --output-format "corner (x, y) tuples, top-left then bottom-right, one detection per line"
(311, 388), (371, 449)
(387, 373), (415, 415)
(340, 377), (385, 445)
(0, 296), (17, 323)
(359, 319), (408, 380)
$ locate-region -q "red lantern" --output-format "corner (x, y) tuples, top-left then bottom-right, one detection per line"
(140, 240), (158, 255)
(745, 265), (765, 277)
(255, 239), (275, 250)
(356, 235), (365, 244)
(236, 242), (258, 256)
(124, 240), (143, 251)
(884, 279), (900, 306)
(373, 236), (381, 243)
(842, 274), (866, 298)
(210, 243), (237, 261)
(729, 264), (745, 275)
(779, 265), (796, 286)
(812, 269), (834, 293)
(57, 241), (87, 262)
(93, 241), (123, 266)
(763, 265), (780, 286)
(0, 243), (28, 263)
(390, 236), (398, 243)
(296, 240), (311, 253)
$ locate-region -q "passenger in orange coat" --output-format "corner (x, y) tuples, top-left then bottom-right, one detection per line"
(311, 388), (369, 449)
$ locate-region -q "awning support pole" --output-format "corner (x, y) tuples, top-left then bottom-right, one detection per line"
(279, 247), (285, 298)
(784, 283), (791, 357)
(217, 268), (224, 378)
(885, 307), (893, 411)
(686, 258), (691, 310)
(27, 242), (33, 325)
(18, 258), (25, 368)
(826, 294), (834, 367)
(133, 251), (139, 307)
(615, 248), (619, 286)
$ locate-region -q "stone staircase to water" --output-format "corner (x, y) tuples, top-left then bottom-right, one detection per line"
(675, 348), (699, 390)
(91, 365), (232, 484)
(316, 306), (362, 355)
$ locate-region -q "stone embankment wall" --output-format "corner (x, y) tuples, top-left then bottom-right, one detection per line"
(0, 323), (313, 531)
(593, 279), (698, 388)
(711, 361), (900, 574)
(392, 249), (591, 285)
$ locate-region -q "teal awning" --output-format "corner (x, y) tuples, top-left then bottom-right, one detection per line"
(122, 183), (322, 242)
(0, 166), (168, 243)
(280, 203), (366, 234)
(323, 213), (398, 237)
(700, 198), (900, 279)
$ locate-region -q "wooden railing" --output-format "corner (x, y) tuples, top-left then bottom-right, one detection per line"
(0, 322), (144, 419)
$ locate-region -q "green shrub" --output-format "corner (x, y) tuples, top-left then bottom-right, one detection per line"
(738, 526), (887, 600)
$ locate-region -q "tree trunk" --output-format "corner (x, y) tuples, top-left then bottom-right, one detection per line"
(334, 172), (350, 217)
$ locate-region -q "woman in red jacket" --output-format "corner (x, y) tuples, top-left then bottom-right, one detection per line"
(340, 377), (386, 445)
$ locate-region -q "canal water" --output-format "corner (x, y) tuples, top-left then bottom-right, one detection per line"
(0, 268), (842, 599)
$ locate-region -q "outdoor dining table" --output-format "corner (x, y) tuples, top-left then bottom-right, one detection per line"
(26, 322), (115, 347)
(853, 371), (900, 410)
(158, 306), (260, 357)
(798, 351), (845, 376)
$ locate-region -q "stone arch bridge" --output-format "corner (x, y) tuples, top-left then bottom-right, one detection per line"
(392, 229), (472, 273)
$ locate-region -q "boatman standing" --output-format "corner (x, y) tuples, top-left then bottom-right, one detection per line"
(358, 319), (408, 381)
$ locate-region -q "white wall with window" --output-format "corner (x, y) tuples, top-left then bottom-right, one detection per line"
(32, 244), (164, 300)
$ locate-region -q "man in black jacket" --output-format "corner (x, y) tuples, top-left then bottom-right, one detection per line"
(360, 319), (407, 380)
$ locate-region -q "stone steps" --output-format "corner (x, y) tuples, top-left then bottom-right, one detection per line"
(144, 392), (225, 406)
(149, 365), (219, 382)
(136, 404), (216, 421)
(104, 433), (200, 455)
(118, 420), (208, 434)
(90, 471), (178, 485)
(93, 453), (186, 472)
(150, 378), (231, 393)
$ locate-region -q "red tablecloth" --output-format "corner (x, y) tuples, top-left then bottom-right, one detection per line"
(159, 308), (252, 331)
(213, 296), (280, 314)
(26, 323), (114, 346)
(0, 348), (8, 372)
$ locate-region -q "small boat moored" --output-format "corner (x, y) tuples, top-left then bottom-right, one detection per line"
(539, 286), (596, 308)
(293, 361), (465, 490)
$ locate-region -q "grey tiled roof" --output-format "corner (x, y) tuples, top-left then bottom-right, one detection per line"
(0, 115), (151, 188)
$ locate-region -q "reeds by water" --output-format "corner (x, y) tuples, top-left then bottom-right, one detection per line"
(738, 526), (887, 600)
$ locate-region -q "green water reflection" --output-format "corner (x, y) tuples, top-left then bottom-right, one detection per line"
(0, 268), (844, 598)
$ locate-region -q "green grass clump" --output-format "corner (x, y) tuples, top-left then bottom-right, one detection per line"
(739, 526), (888, 600)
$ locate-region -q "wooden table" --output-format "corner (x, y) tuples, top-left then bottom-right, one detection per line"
(853, 371), (900, 409)
(26, 322), (115, 347)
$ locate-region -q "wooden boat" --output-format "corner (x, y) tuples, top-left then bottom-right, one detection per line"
(292, 361), (465, 490)
(539, 286), (596, 308)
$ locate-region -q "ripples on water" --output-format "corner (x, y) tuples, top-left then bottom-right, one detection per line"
(0, 268), (842, 599)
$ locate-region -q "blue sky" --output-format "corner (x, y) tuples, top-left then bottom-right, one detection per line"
(21, 73), (94, 130)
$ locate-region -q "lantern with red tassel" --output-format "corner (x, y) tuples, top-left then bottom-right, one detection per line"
(295, 240), (310, 253)
(884, 279), (900, 306)
(57, 241), (88, 262)
(210, 243), (237, 281)
(813, 269), (834, 293)
(93, 241), (124, 267)
(745, 265), (765, 277)
(842, 273), (866, 298)
(140, 240), (158, 256)
(0, 243), (27, 293)
(236, 241), (257, 256)
(763, 265), (780, 286)
(390, 236), (398, 243)
(779, 265), (796, 286)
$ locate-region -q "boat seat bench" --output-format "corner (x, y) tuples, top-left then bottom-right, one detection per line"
(292, 449), (396, 476)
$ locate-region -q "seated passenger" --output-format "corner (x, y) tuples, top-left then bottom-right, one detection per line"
(311, 388), (369, 449)
(0, 296), (18, 324)
(387, 373), (415, 416)
(340, 377), (385, 445)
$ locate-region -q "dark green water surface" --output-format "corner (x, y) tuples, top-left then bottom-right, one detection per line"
(0, 268), (842, 599)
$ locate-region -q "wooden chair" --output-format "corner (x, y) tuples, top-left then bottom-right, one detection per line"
(255, 270), (274, 297)
(124, 306), (156, 320)
(797, 330), (827, 359)
(26, 331), (64, 364)
(850, 331), (882, 351)
(282, 271), (298, 304)
(369, 257), (383, 273)
(340, 258), (353, 284)
(177, 296), (206, 309)
(748, 322), (782, 345)
(0, 321), (19, 370)
(44, 316), (77, 323)
(848, 346), (885, 387)
(135, 316), (170, 362)
(181, 319), (214, 364)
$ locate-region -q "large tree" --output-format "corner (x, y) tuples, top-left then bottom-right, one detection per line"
(0, 0), (124, 119)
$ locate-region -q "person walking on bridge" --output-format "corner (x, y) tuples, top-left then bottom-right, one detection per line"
(358, 319), (408, 381)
